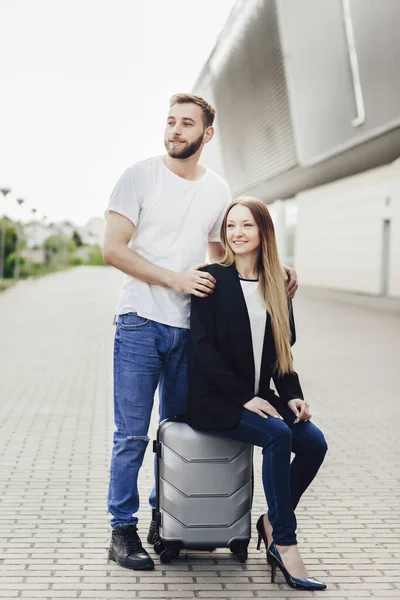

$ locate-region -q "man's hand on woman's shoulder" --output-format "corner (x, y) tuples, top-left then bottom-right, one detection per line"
(172, 263), (216, 297)
(283, 266), (298, 298)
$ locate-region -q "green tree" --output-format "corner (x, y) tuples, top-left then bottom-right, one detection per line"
(1, 218), (17, 260)
(87, 244), (106, 266)
(43, 234), (75, 265)
(0, 218), (18, 277)
(5, 252), (30, 279)
(72, 230), (83, 247)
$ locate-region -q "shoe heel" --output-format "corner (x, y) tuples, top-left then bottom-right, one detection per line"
(256, 532), (261, 551)
(271, 560), (276, 584)
(268, 543), (327, 591)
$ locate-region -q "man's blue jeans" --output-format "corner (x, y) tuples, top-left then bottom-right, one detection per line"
(108, 313), (191, 529)
(219, 400), (328, 546)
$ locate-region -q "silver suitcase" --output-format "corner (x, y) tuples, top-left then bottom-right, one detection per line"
(153, 419), (253, 564)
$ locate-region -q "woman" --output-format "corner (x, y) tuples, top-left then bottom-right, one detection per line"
(186, 198), (328, 591)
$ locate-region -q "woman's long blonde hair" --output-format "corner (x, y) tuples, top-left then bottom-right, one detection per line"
(220, 197), (293, 376)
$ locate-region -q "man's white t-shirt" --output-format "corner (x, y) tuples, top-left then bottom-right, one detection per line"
(105, 156), (231, 329)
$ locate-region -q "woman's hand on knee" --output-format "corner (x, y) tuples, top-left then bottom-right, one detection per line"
(243, 397), (284, 420)
(288, 398), (312, 423)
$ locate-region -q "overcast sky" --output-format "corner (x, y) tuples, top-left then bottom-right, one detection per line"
(0, 0), (237, 225)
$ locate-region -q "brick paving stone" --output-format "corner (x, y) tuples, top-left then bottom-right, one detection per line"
(0, 267), (399, 600)
(137, 594), (194, 599)
(20, 592), (79, 598)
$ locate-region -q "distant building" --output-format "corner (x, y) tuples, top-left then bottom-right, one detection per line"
(24, 217), (106, 249)
(23, 222), (53, 249)
(21, 248), (46, 265)
(79, 217), (106, 247)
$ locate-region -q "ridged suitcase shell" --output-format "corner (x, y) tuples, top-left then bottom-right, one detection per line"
(155, 419), (252, 550)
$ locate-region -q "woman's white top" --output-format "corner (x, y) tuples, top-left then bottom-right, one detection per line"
(239, 278), (267, 395)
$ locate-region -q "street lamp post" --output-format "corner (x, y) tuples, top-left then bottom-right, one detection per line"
(0, 187), (11, 282)
(14, 198), (25, 280)
(31, 208), (37, 246)
(31, 208), (38, 276)
(58, 223), (66, 268)
(42, 216), (47, 268)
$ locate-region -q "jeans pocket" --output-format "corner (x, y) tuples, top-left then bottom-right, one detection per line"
(118, 312), (149, 330)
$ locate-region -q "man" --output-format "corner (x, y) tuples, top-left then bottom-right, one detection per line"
(103, 93), (298, 571)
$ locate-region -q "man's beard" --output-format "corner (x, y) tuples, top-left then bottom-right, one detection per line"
(165, 132), (204, 159)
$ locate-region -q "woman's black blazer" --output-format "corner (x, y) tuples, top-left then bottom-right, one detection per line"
(186, 263), (304, 430)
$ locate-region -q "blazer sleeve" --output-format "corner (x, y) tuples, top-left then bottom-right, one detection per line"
(272, 300), (304, 403)
(190, 290), (254, 408)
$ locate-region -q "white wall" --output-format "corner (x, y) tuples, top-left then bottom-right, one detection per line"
(389, 160), (400, 297)
(295, 161), (400, 297)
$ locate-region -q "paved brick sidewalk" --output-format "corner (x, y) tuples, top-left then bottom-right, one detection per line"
(0, 266), (399, 600)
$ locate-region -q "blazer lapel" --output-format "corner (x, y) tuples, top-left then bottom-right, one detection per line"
(259, 311), (276, 387)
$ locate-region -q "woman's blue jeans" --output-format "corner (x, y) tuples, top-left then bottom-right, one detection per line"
(108, 313), (191, 529)
(219, 400), (327, 546)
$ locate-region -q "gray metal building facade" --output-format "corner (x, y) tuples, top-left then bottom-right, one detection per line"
(194, 0), (400, 201)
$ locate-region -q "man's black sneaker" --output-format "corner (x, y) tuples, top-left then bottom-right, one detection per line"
(108, 525), (154, 570)
(147, 509), (157, 545)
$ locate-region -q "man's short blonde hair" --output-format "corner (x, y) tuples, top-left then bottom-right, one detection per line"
(169, 93), (216, 128)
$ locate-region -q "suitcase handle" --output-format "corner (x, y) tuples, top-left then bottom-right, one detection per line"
(153, 440), (162, 457)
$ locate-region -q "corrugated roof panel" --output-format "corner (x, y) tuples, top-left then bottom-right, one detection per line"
(211, 0), (297, 195)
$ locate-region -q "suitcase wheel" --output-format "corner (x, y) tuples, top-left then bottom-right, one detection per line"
(159, 543), (181, 564)
(229, 540), (249, 563)
(153, 539), (164, 555)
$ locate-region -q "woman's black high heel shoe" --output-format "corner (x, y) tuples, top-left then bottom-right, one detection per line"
(256, 515), (272, 565)
(267, 543), (327, 591)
